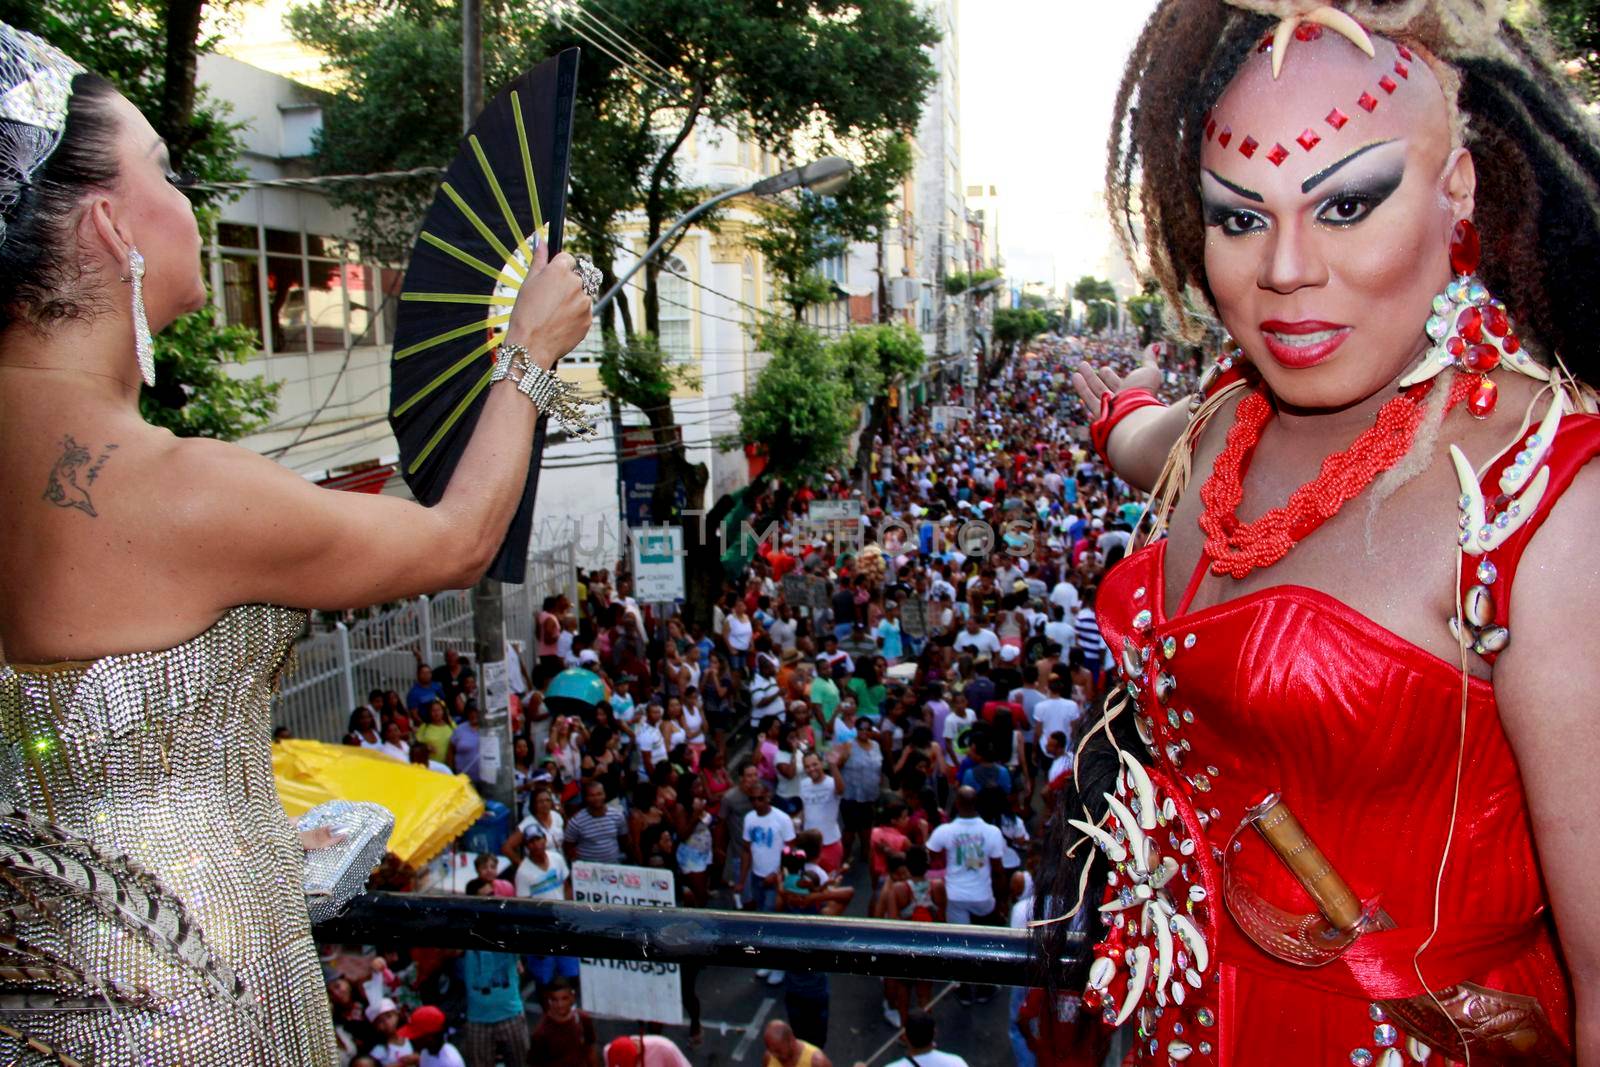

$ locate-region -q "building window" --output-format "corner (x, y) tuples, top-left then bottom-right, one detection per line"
(658, 255), (692, 361)
(212, 221), (391, 357)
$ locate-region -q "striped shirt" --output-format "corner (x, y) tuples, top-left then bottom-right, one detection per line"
(564, 807), (627, 863)
(1074, 608), (1106, 659)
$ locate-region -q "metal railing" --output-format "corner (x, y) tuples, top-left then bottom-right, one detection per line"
(272, 542), (578, 741)
(316, 893), (1077, 987)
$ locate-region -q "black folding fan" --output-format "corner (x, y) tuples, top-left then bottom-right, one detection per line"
(389, 48), (580, 583)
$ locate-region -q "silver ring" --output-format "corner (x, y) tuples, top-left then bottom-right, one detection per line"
(573, 256), (602, 301)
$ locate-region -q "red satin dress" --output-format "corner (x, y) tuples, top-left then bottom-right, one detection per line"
(1087, 415), (1595, 1065)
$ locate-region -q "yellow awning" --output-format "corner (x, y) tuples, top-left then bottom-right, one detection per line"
(273, 739), (485, 868)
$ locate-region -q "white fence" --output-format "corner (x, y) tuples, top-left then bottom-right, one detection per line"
(273, 543), (579, 742)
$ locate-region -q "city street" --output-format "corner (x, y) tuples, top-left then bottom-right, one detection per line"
(582, 853), (1016, 1066)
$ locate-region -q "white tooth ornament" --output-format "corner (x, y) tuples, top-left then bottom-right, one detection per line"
(1087, 956), (1114, 993)
(1168, 1039), (1194, 1062)
(1185, 966), (1203, 988)
(1150, 856), (1180, 891)
(1451, 391), (1562, 555)
(1120, 751), (1158, 830)
(1498, 391), (1563, 496)
(1114, 944), (1150, 1026)
(1171, 912), (1209, 973)
(1150, 898), (1175, 992)
(1377, 1051), (1403, 1067)
(1104, 793), (1148, 875)
(1068, 819), (1127, 863)
(1099, 895), (1141, 914)
(1304, 6), (1375, 57)
(1171, 980), (1186, 1005)
(1405, 1036), (1432, 1062)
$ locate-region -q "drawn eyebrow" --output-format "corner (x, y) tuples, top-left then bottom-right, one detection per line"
(1202, 169), (1263, 204)
(1301, 140), (1398, 194)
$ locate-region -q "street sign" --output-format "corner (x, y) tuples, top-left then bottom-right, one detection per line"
(930, 405), (973, 433)
(572, 862), (684, 1025)
(629, 526), (685, 602)
(808, 499), (862, 523)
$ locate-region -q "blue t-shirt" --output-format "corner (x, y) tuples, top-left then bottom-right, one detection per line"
(406, 681), (443, 709)
(463, 950), (523, 1024)
(876, 619), (903, 660)
(452, 722), (481, 781)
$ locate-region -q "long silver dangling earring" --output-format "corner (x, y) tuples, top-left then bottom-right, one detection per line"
(129, 247), (154, 387)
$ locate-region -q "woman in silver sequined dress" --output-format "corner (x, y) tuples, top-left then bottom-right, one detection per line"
(0, 27), (593, 1065)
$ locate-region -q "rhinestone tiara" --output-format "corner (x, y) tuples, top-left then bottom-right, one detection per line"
(0, 22), (86, 246)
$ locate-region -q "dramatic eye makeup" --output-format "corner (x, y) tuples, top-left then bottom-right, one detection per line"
(1198, 140), (1405, 235)
(1311, 167), (1404, 226)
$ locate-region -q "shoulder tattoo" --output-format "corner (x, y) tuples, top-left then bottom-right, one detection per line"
(42, 435), (118, 518)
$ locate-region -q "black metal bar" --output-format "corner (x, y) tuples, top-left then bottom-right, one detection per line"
(315, 892), (1080, 986)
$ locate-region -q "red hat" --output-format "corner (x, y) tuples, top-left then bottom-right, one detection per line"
(396, 1004), (447, 1041)
(605, 1037), (644, 1067)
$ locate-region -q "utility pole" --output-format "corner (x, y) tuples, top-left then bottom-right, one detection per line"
(462, 0), (514, 813)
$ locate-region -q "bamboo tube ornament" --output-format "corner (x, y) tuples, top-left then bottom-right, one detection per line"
(1245, 792), (1364, 934)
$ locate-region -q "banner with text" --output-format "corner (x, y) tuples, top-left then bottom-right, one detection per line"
(572, 862), (684, 1025)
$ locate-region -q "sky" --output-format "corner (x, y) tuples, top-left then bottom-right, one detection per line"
(958, 0), (1159, 297)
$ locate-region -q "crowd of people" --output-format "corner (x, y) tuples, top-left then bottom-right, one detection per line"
(309, 333), (1196, 1066)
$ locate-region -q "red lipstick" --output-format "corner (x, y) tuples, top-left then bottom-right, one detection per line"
(1258, 320), (1352, 369)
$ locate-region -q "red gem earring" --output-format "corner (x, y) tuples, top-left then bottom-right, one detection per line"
(1399, 219), (1548, 416)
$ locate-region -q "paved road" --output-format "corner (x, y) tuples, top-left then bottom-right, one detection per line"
(552, 854), (1019, 1066)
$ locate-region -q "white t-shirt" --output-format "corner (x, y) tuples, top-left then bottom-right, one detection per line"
(1044, 619), (1076, 651)
(517, 811), (565, 851)
(420, 1044), (467, 1067)
(726, 613), (754, 651)
(885, 1050), (969, 1067)
(926, 816), (1005, 904)
(942, 708), (977, 752)
(1049, 581), (1081, 614)
(953, 628), (1001, 658)
(1031, 697), (1081, 750)
(742, 808), (797, 878)
(372, 1039), (416, 1065)
(774, 750), (804, 800)
(1048, 752), (1073, 785)
(799, 774), (843, 846)
(769, 617), (798, 651)
(515, 852), (569, 901)
(634, 721), (668, 775)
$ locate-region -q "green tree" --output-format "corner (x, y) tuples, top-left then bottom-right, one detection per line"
(7, 0), (279, 439)
(294, 0), (938, 625)
(992, 306), (1048, 360)
(733, 319), (856, 485)
(750, 135), (915, 320)
(1126, 279), (1165, 347)
(1545, 0), (1600, 100)
(828, 322), (924, 474)
(1072, 276), (1118, 334)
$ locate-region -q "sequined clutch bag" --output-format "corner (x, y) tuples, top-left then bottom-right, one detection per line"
(297, 800), (394, 924)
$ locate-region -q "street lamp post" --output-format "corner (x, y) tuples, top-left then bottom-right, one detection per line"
(593, 155), (853, 313)
(593, 155), (853, 559)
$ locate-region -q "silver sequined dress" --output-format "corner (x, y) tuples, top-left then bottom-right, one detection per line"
(0, 604), (337, 1065)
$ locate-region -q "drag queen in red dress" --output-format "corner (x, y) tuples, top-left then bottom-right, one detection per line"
(1044, 1), (1600, 1063)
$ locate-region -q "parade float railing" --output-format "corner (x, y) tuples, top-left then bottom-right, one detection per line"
(273, 542), (578, 742)
(316, 893), (1078, 987)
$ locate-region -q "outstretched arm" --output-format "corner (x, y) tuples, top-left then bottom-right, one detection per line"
(1070, 343), (1192, 493)
(177, 245), (593, 612)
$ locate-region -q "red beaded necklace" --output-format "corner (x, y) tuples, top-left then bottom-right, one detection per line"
(1197, 374), (1473, 579)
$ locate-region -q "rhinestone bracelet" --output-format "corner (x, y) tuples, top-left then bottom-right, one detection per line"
(490, 341), (600, 441)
